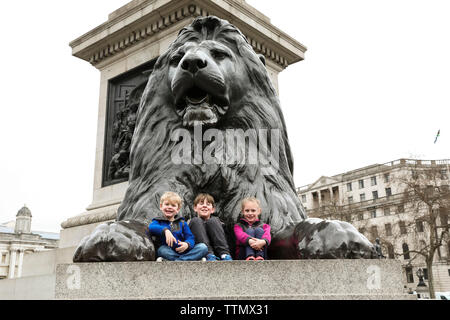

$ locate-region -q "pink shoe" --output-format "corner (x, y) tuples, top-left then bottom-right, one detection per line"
(255, 256), (264, 261)
(245, 256), (255, 261)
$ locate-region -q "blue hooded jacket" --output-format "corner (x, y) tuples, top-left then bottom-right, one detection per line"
(148, 214), (195, 251)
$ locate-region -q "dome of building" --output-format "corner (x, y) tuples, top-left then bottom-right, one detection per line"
(16, 205), (32, 217)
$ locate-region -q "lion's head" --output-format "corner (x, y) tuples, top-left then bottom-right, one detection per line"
(119, 16), (304, 237)
(166, 17), (268, 127)
(138, 16), (282, 129)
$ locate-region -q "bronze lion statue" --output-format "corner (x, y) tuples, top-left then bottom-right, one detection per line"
(74, 16), (376, 262)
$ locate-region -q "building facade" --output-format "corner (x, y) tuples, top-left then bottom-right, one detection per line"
(0, 206), (59, 279)
(297, 159), (450, 293)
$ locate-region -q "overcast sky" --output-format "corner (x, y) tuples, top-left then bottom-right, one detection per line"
(0, 0), (448, 232)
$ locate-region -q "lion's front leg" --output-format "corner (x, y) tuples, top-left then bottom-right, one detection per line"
(294, 218), (377, 259)
(73, 220), (155, 262)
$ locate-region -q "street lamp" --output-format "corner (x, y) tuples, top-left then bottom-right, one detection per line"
(416, 268), (426, 287)
(415, 268), (429, 299)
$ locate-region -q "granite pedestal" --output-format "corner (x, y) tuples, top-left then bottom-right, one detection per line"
(55, 259), (415, 300)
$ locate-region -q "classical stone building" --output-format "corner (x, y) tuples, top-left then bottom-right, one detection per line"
(0, 206), (59, 280)
(297, 158), (450, 293)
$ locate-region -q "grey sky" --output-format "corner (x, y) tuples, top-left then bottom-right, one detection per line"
(0, 0), (448, 232)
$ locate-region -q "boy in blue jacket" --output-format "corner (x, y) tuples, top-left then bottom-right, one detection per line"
(149, 191), (208, 261)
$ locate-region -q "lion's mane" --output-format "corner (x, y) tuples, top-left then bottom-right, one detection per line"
(117, 16), (306, 239)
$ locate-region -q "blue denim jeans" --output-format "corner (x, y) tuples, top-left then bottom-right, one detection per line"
(157, 243), (208, 261)
(238, 227), (268, 259)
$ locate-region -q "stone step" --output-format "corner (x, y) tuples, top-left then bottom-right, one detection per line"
(55, 259), (415, 300)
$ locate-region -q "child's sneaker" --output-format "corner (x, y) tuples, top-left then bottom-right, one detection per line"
(220, 254), (233, 261)
(206, 254), (219, 261)
(156, 257), (165, 262)
(255, 256), (264, 261)
(201, 257), (207, 262)
(245, 256), (255, 261)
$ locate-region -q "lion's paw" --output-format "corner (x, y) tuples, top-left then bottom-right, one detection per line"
(294, 218), (377, 259)
(73, 220), (155, 262)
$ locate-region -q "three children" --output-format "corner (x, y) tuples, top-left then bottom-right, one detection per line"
(148, 192), (271, 261)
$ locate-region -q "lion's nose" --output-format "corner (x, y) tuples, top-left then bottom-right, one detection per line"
(180, 53), (207, 73)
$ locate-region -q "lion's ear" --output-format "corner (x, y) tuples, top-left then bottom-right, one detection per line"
(258, 54), (266, 66)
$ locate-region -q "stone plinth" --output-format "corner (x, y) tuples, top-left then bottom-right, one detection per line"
(55, 259), (415, 300)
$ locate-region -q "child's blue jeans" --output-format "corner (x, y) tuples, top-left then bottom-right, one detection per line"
(157, 243), (208, 261)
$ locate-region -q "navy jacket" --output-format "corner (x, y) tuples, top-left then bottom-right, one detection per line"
(148, 214), (195, 250)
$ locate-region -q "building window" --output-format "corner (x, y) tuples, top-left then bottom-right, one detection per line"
(371, 176), (377, 186)
(358, 213), (364, 221)
(385, 223), (392, 236)
(402, 243), (410, 259)
(372, 191), (378, 199)
(384, 173), (390, 183)
(387, 244), (395, 259)
(360, 193), (366, 201)
(440, 209), (449, 230)
(347, 182), (352, 192)
(441, 170), (448, 180)
(419, 240), (427, 251)
(301, 195), (306, 203)
(416, 220), (424, 232)
(405, 267), (414, 283)
(397, 204), (405, 213)
(370, 226), (379, 239)
(1, 253), (6, 264)
(359, 179), (364, 189)
(370, 209), (377, 218)
(442, 185), (450, 196)
(348, 196), (353, 204)
(384, 207), (391, 216)
(423, 268), (429, 280)
(448, 269), (450, 277)
(426, 185), (434, 196)
(399, 221), (407, 234)
(448, 241), (450, 257)
(385, 187), (392, 197)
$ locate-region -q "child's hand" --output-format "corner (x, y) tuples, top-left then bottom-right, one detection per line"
(249, 238), (266, 251)
(164, 229), (177, 247)
(175, 241), (188, 253)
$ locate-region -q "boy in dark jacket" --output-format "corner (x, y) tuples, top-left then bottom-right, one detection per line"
(149, 191), (208, 261)
(188, 193), (233, 261)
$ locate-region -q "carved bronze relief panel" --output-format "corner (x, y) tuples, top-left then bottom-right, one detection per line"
(102, 59), (156, 187)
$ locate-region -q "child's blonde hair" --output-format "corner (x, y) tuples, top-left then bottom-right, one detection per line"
(241, 197), (261, 211)
(160, 191), (183, 208)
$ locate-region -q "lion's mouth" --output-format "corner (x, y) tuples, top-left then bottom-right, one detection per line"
(175, 85), (229, 127)
(185, 86), (209, 104)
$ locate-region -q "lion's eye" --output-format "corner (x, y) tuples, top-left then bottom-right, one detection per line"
(170, 54), (184, 66)
(210, 49), (229, 60)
